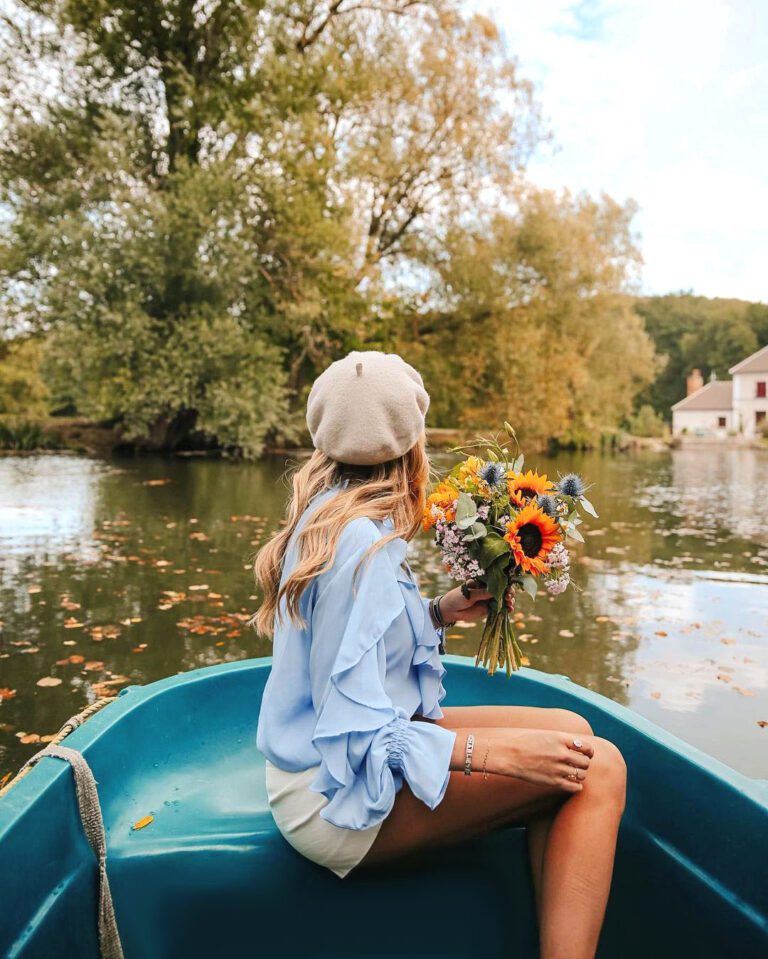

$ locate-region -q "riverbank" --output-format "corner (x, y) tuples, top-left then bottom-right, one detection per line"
(2, 417), (682, 459)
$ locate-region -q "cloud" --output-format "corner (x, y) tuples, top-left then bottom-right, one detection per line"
(475, 0), (768, 301)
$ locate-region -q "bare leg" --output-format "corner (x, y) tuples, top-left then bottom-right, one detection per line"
(362, 709), (626, 959)
(430, 705), (595, 918)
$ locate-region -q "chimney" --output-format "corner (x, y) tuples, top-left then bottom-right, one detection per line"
(686, 368), (704, 396)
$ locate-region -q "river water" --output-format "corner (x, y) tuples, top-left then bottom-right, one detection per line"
(1, 447), (766, 782)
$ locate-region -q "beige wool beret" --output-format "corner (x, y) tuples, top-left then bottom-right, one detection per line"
(306, 350), (430, 465)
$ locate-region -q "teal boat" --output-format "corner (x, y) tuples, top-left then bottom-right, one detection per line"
(1, 656), (766, 958)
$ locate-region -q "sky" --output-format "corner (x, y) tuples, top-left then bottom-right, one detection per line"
(476, 0), (768, 302)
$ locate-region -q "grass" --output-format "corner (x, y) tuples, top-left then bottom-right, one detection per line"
(0, 416), (65, 451)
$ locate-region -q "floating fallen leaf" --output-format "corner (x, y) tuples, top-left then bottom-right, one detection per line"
(0, 772), (13, 788)
(189, 532), (209, 541)
(650, 691), (661, 699)
(132, 814), (154, 830)
(20, 733), (41, 744)
(143, 478), (171, 486)
(188, 584), (209, 591)
(27, 585), (42, 595)
(595, 616), (611, 623)
(63, 618), (85, 629)
(84, 661), (105, 671)
(758, 721), (767, 729)
(519, 656), (531, 666)
(733, 687), (755, 696)
(0, 688), (17, 701)
(720, 638), (736, 645)
(654, 631), (668, 637)
(36, 677), (62, 687)
(558, 629), (574, 638)
(716, 674), (732, 683)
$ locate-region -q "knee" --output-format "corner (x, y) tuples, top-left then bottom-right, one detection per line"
(552, 708), (594, 737)
(588, 737), (627, 808)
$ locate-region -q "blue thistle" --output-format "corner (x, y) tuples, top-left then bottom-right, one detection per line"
(479, 462), (507, 487)
(537, 494), (556, 516)
(558, 473), (585, 498)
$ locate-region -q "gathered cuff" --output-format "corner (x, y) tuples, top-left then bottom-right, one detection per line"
(383, 706), (456, 808)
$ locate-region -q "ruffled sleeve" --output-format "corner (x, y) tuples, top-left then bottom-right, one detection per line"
(307, 517), (457, 830)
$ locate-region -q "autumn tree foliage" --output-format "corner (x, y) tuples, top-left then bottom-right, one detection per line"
(0, 0), (656, 455)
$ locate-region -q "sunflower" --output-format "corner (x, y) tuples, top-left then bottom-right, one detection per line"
(422, 481), (459, 531)
(504, 502), (561, 575)
(507, 469), (555, 508)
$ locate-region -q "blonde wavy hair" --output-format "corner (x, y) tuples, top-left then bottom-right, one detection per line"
(248, 431), (432, 638)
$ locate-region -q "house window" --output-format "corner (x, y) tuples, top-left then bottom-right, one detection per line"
(757, 381), (767, 398)
(757, 410), (766, 427)
(717, 416), (726, 428)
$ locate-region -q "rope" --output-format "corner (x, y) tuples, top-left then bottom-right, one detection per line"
(0, 699), (125, 959)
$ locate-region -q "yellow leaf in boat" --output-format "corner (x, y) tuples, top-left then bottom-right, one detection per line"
(132, 815), (154, 830)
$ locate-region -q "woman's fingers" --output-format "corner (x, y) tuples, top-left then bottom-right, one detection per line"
(563, 752), (590, 770)
(565, 736), (595, 759)
(557, 763), (586, 782)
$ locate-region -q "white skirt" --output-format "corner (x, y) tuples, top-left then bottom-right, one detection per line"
(264, 759), (384, 879)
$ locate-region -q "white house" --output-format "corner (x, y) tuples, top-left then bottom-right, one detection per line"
(730, 344), (768, 436)
(671, 345), (768, 438)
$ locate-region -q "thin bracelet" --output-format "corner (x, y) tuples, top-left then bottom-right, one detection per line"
(482, 741), (490, 780)
(435, 593), (457, 628)
(464, 733), (475, 775)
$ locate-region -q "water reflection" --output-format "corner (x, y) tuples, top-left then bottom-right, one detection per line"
(0, 448), (766, 782)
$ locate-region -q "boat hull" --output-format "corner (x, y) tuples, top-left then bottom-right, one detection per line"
(1, 656), (766, 958)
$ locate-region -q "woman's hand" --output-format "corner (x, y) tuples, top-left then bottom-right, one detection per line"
(438, 580), (515, 625)
(489, 730), (594, 793)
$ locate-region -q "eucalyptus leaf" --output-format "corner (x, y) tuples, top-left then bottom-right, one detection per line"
(455, 491), (478, 529)
(580, 496), (599, 518)
(521, 574), (538, 600)
(567, 525), (585, 543)
(462, 521), (487, 542)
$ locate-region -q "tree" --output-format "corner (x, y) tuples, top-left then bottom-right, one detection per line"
(394, 187), (658, 447)
(0, 0), (545, 454)
(633, 295), (768, 418)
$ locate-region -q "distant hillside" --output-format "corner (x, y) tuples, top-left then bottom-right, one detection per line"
(633, 294), (768, 419)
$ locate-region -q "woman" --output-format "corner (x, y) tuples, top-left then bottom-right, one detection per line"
(252, 350), (626, 959)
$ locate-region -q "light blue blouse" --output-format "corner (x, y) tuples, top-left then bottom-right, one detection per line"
(256, 484), (457, 830)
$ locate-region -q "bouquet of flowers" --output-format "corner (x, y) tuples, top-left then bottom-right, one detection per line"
(422, 423), (597, 677)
